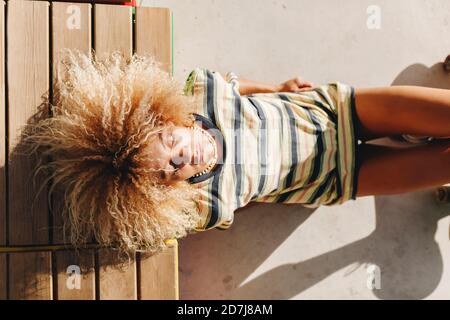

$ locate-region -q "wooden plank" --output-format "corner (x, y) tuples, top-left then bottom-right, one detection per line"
(139, 241), (178, 300)
(52, 2), (95, 300)
(97, 249), (136, 300)
(7, 0), (52, 300)
(0, 0), (6, 300)
(0, 255), (5, 299)
(135, 7), (172, 75)
(135, 7), (178, 300)
(55, 250), (95, 300)
(8, 252), (52, 300)
(94, 3), (136, 300)
(94, 3), (132, 60)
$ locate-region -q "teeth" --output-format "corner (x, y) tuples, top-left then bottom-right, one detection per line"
(193, 156), (217, 177)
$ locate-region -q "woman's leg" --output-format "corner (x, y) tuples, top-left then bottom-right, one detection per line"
(355, 141), (450, 197)
(354, 86), (450, 141)
(353, 85), (450, 196)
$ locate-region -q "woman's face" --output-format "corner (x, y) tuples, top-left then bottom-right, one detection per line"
(144, 123), (218, 182)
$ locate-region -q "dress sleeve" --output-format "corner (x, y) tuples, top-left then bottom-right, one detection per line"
(183, 67), (241, 97)
(183, 69), (198, 96)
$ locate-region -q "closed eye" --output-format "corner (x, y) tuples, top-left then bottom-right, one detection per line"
(170, 159), (185, 170)
(160, 168), (177, 181)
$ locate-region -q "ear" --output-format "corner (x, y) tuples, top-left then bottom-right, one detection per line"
(163, 120), (175, 129)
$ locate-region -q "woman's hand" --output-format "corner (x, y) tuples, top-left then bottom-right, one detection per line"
(277, 77), (315, 93)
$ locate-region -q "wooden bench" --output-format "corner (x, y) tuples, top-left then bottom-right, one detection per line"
(0, 0), (178, 300)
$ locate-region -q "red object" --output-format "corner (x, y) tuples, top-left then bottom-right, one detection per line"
(123, 0), (136, 6)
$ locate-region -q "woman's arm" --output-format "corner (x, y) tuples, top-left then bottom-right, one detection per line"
(221, 72), (315, 95)
(238, 76), (281, 95)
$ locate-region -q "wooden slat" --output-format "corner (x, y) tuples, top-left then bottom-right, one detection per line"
(94, 3), (136, 300)
(52, 2), (95, 300)
(55, 250), (95, 300)
(0, 0), (6, 300)
(139, 241), (178, 299)
(0, 256), (5, 299)
(7, 0), (52, 300)
(8, 252), (52, 300)
(135, 7), (172, 76)
(94, 3), (132, 60)
(135, 7), (178, 300)
(98, 249), (136, 299)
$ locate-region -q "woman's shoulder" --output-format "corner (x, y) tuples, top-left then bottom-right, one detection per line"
(183, 68), (202, 96)
(183, 67), (231, 96)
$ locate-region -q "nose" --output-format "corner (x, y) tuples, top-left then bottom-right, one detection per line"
(173, 143), (193, 166)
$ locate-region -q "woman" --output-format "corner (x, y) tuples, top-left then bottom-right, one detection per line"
(27, 50), (450, 255)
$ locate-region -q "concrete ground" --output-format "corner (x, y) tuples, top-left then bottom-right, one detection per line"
(142, 0), (450, 299)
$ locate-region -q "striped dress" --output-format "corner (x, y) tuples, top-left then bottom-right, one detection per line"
(183, 68), (361, 232)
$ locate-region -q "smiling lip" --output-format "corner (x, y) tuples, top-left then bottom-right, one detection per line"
(196, 141), (203, 164)
(190, 139), (201, 165)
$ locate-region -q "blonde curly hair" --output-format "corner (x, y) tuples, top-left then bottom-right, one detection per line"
(24, 49), (202, 256)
